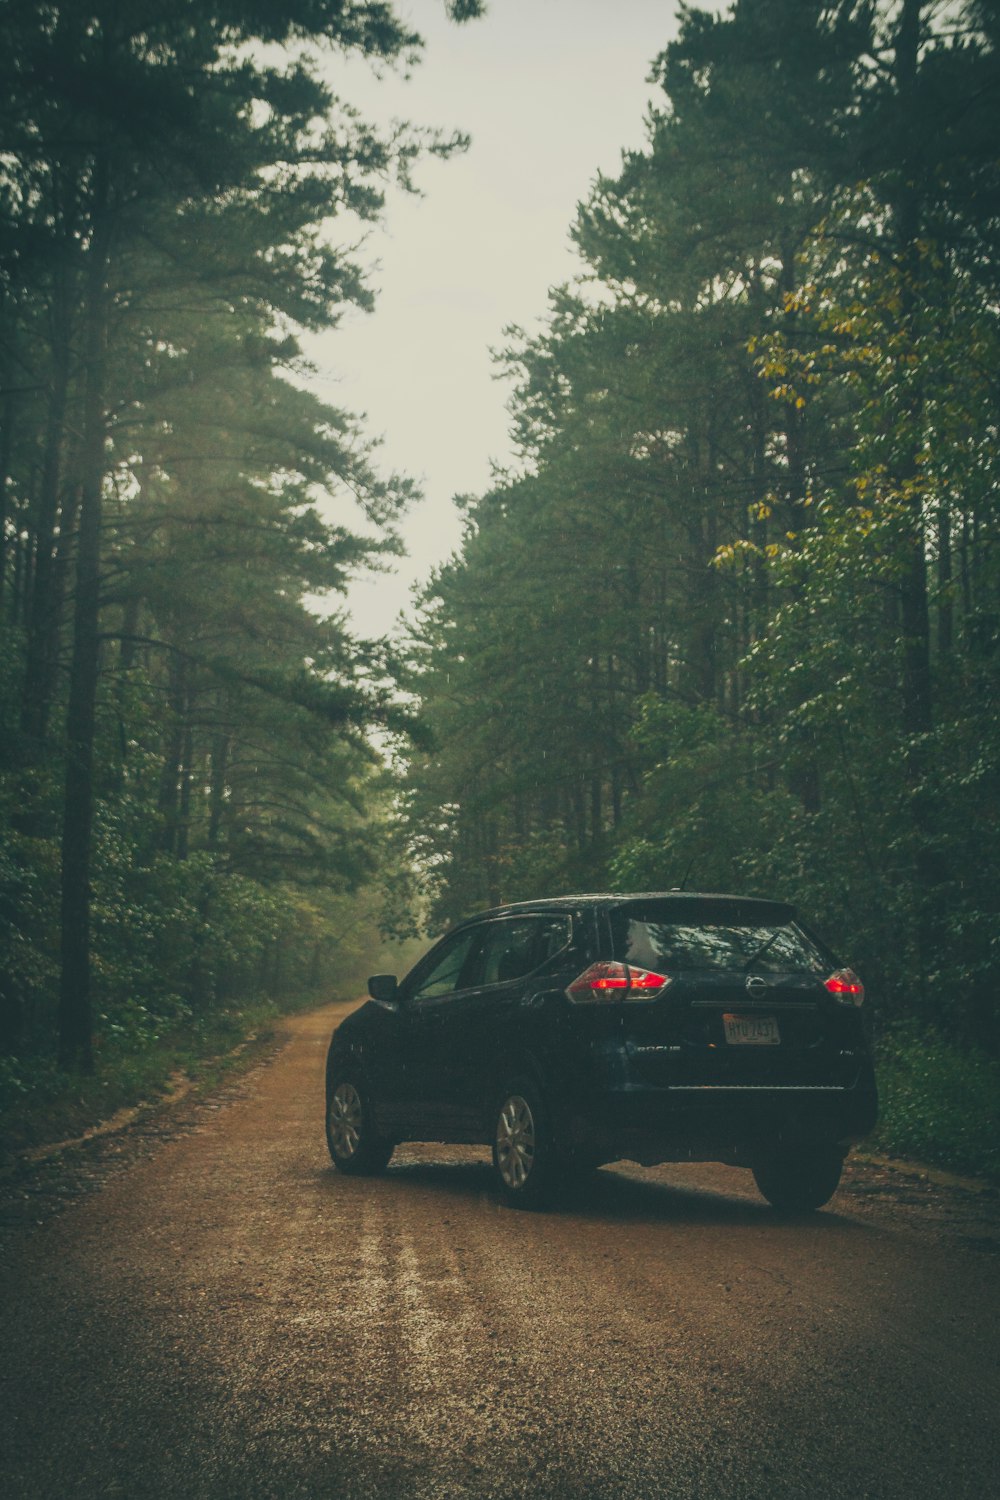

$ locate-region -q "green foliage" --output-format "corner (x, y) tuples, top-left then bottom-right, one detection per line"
(393, 0), (1000, 1100)
(610, 699), (799, 894)
(0, 876), (424, 1156)
(0, 993), (301, 1159)
(0, 2), (484, 1076)
(874, 1025), (1000, 1182)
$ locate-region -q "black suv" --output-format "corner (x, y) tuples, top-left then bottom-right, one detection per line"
(324, 892), (877, 1211)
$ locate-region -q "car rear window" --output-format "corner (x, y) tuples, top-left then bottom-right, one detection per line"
(610, 902), (829, 974)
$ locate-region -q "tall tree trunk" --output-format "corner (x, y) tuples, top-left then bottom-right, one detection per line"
(960, 512), (972, 619)
(0, 379), (13, 612)
(11, 503), (28, 628)
(937, 503), (953, 655)
(779, 239), (821, 813)
(749, 382), (769, 648)
(57, 170), (109, 1073)
(899, 547), (932, 738)
(894, 0), (933, 743)
(107, 591), (142, 791)
(608, 653), (624, 826)
(157, 652), (187, 854)
(686, 421), (719, 704)
(22, 281), (72, 743)
(891, 0), (946, 992)
(177, 717), (194, 860)
(569, 778), (587, 856)
(207, 729), (230, 848)
(589, 649), (603, 846)
(483, 814), (501, 907)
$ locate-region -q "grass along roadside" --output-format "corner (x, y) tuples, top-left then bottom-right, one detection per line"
(0, 991), (329, 1169)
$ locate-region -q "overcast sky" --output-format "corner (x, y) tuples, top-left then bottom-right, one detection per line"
(306, 1), (696, 637)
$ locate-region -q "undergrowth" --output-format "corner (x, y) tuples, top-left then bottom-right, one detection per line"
(0, 991), (324, 1160)
(872, 1023), (1000, 1183)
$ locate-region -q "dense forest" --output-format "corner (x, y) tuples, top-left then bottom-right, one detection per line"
(0, 0), (483, 1090)
(398, 0), (1000, 1064)
(2, 2), (1000, 1175)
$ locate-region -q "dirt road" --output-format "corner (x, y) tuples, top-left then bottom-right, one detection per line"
(3, 1001), (998, 1499)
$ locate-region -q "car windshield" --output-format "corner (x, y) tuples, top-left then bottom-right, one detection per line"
(611, 903), (828, 973)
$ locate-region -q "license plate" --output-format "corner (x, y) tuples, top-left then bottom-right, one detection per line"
(723, 1013), (780, 1046)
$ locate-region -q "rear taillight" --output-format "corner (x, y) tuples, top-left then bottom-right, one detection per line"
(825, 968), (865, 1006)
(566, 961), (671, 1004)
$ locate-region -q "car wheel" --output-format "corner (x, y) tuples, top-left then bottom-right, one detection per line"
(326, 1078), (394, 1175)
(491, 1079), (557, 1209)
(752, 1146), (845, 1212)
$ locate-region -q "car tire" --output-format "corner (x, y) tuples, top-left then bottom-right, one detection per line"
(752, 1145), (845, 1212)
(325, 1077), (394, 1175)
(491, 1078), (558, 1210)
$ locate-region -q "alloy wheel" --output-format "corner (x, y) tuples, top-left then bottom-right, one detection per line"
(328, 1081), (363, 1160)
(495, 1093), (536, 1190)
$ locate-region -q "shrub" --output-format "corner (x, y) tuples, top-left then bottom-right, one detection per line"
(873, 1023), (1000, 1182)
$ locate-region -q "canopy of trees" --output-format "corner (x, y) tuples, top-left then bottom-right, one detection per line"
(0, 0), (482, 1072)
(399, 0), (1000, 1053)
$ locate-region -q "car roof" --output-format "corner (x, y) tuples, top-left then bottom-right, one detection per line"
(457, 892), (797, 923)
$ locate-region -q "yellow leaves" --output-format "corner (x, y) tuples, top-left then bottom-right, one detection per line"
(782, 285), (815, 315)
(768, 383), (809, 409)
(714, 537), (771, 569)
(852, 465), (893, 513)
(713, 540), (751, 568)
(846, 506), (876, 540)
(714, 538), (786, 568)
(749, 500), (772, 522)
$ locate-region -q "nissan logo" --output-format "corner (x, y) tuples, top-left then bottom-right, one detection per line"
(745, 974), (767, 996)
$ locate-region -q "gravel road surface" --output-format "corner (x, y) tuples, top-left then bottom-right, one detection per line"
(3, 1000), (998, 1499)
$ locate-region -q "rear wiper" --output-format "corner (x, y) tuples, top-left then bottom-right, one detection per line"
(743, 929), (780, 971)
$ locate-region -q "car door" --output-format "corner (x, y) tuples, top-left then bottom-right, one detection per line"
(377, 923), (486, 1137)
(432, 913), (574, 1132)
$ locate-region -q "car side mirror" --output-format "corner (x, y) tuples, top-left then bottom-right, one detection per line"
(367, 973), (399, 1005)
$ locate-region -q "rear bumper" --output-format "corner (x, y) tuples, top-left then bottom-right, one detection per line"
(560, 1073), (878, 1167)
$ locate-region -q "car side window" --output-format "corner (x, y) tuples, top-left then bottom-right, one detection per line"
(409, 928), (481, 1002)
(479, 915), (571, 986)
(537, 915), (573, 964)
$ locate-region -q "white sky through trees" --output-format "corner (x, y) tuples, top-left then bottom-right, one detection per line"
(308, 0), (697, 637)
